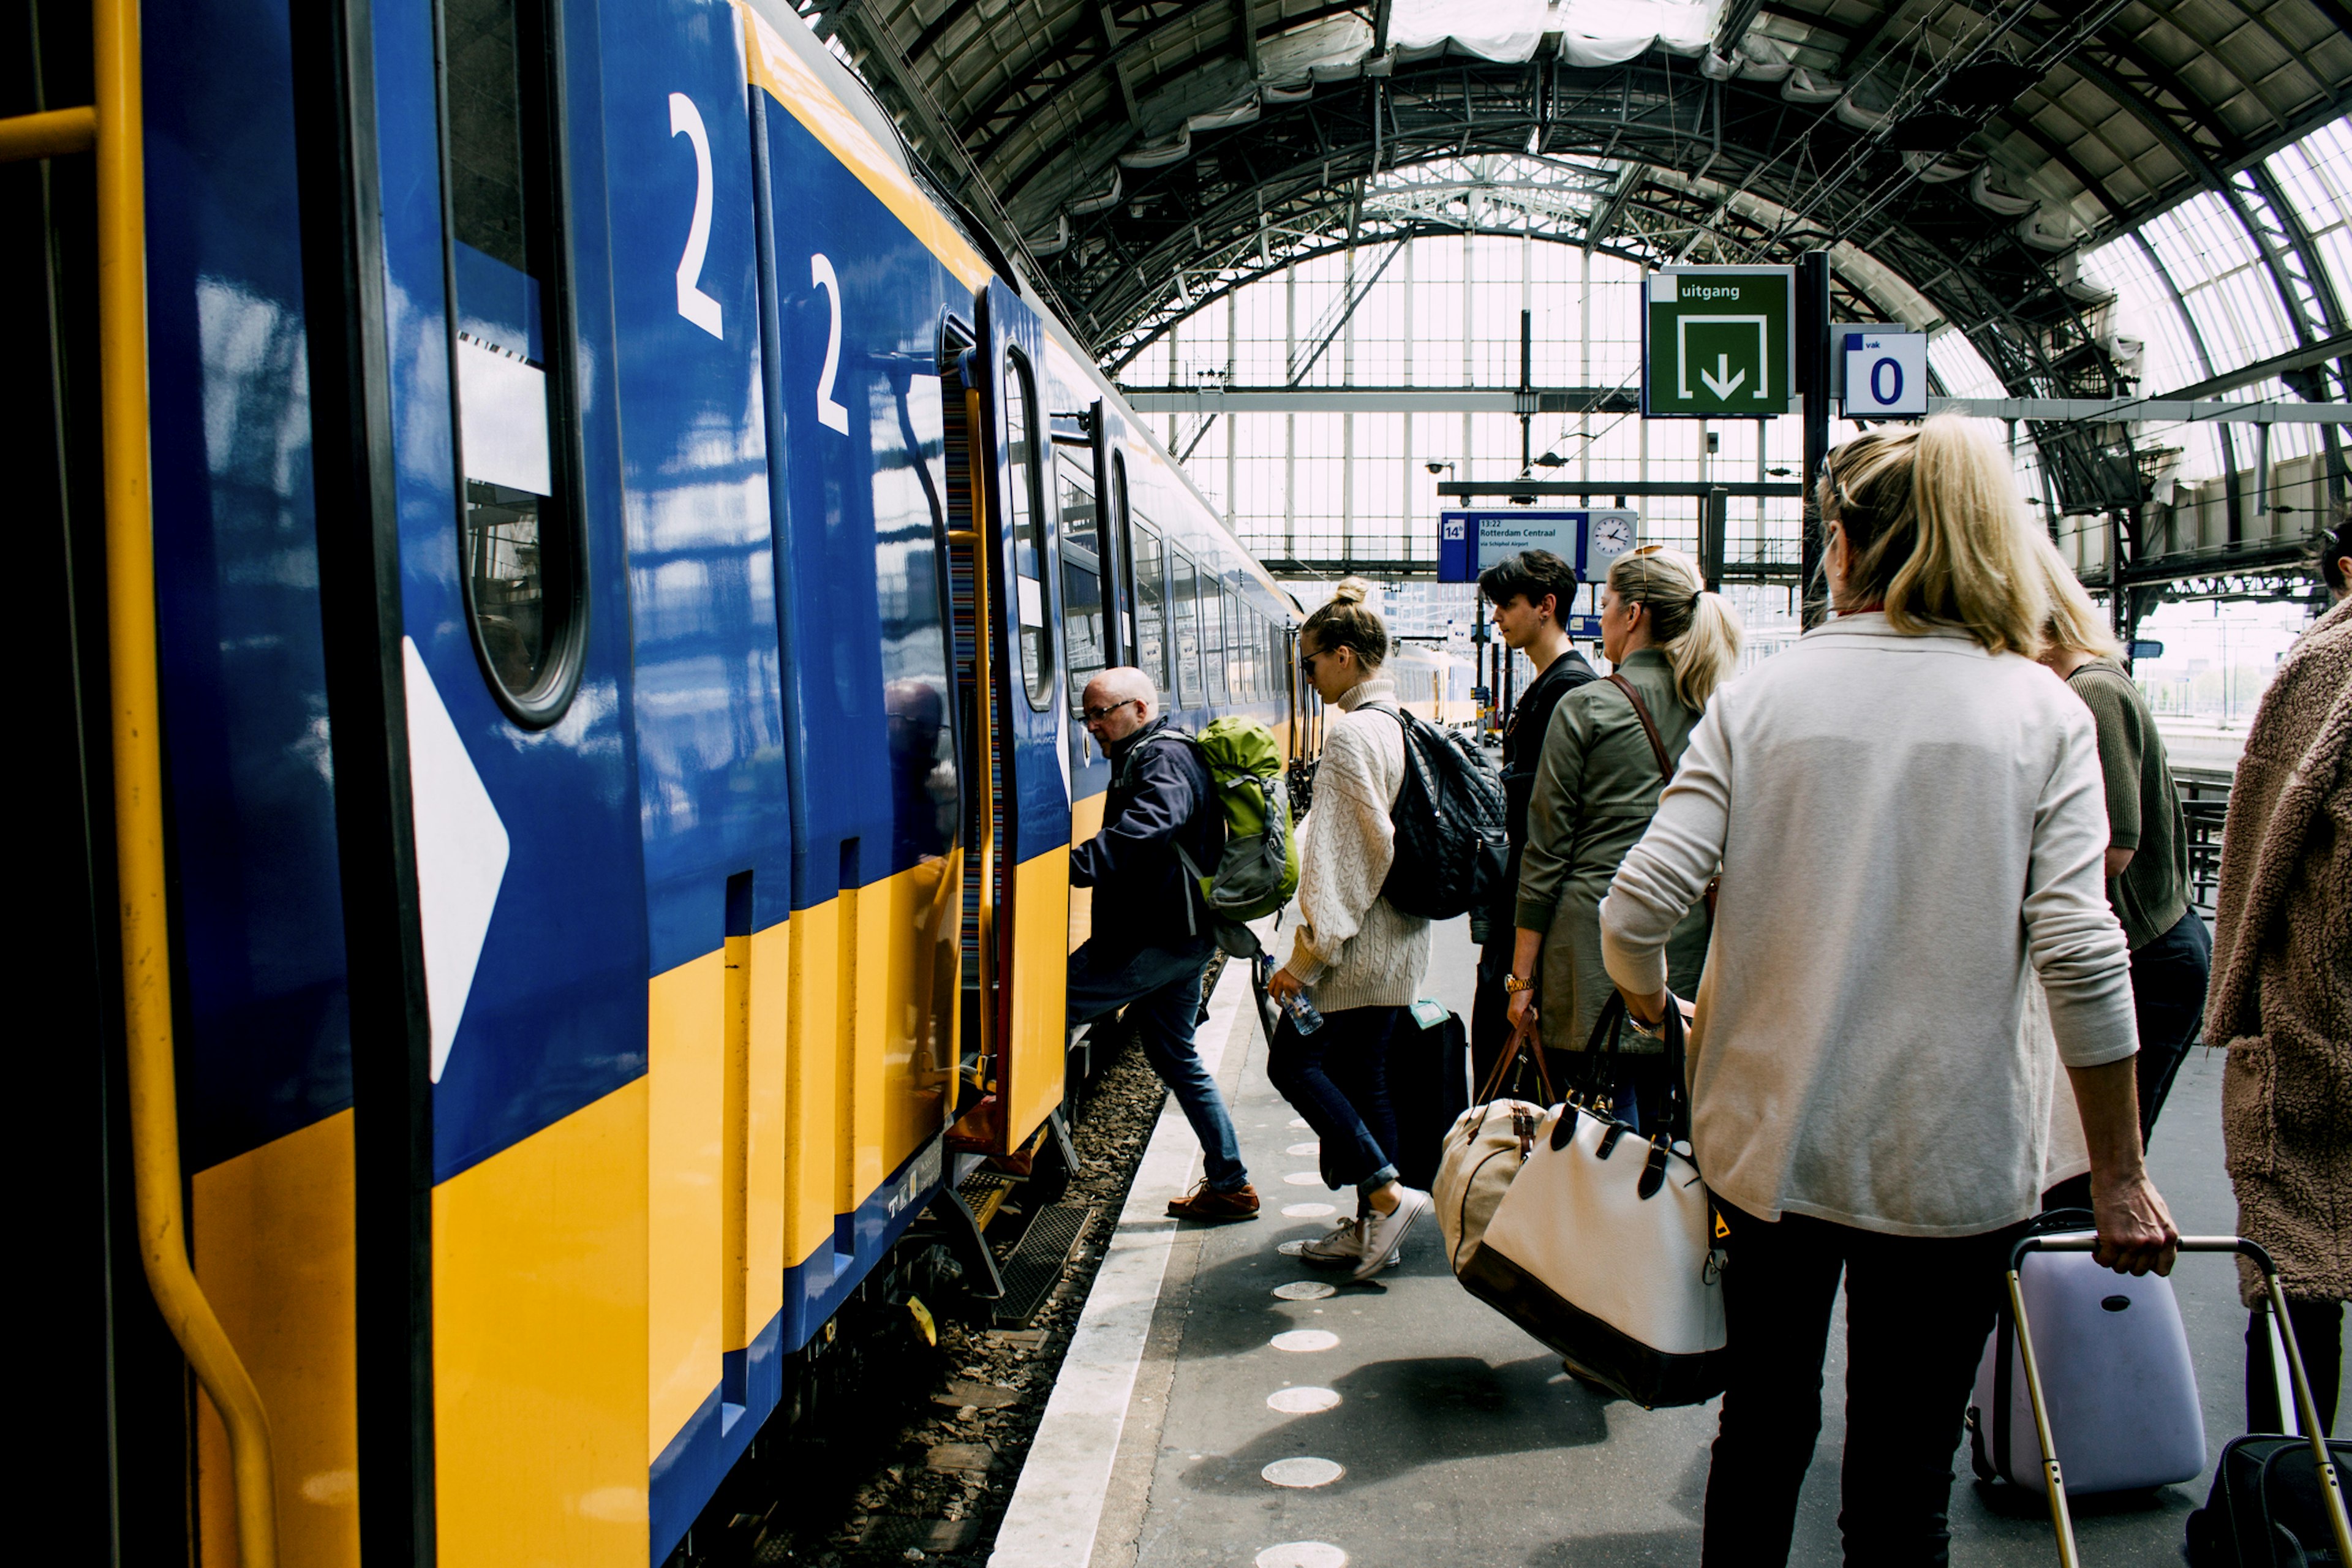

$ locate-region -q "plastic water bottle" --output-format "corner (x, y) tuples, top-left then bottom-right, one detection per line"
(1257, 952), (1324, 1035)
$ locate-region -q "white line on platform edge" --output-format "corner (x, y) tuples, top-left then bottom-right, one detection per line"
(985, 951), (1258, 1568)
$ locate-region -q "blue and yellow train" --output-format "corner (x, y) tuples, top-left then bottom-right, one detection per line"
(15, 0), (1313, 1562)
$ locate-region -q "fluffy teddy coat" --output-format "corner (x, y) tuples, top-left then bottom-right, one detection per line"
(2206, 594), (2352, 1306)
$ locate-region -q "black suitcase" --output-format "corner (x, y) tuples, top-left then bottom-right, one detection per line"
(2008, 1232), (2351, 1567)
(1385, 1001), (1470, 1190)
(2188, 1435), (2352, 1566)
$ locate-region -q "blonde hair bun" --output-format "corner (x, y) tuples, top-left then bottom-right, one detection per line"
(1331, 576), (1373, 606)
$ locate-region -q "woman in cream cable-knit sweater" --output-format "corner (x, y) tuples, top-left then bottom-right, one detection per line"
(1265, 580), (1434, 1280)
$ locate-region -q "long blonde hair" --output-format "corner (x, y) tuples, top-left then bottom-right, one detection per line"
(2030, 532), (2123, 661)
(1820, 415), (2048, 656)
(1606, 546), (1744, 710)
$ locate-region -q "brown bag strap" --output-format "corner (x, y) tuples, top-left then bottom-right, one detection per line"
(1607, 672), (1721, 922)
(1476, 1012), (1557, 1107)
(1606, 672), (1675, 785)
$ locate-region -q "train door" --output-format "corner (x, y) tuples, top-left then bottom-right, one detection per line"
(954, 281), (1071, 1153)
(1093, 410), (1135, 668)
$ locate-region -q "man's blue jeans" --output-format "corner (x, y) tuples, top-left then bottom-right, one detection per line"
(1068, 937), (1248, 1193)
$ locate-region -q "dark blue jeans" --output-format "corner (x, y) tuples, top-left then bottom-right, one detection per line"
(2131, 906), (2211, 1145)
(1265, 1005), (1403, 1196)
(1068, 937), (1247, 1192)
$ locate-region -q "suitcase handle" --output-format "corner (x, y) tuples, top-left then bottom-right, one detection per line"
(2006, 1234), (2351, 1568)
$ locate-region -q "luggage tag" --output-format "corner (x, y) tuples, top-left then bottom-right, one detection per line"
(1407, 997), (1449, 1029)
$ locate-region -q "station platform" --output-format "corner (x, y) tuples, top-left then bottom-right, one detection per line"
(990, 916), (2299, 1568)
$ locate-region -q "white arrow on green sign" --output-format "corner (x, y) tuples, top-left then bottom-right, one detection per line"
(1643, 266), (1795, 418)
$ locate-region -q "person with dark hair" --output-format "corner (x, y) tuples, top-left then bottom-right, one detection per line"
(1471, 549), (1595, 1087)
(2207, 503), (2351, 1436)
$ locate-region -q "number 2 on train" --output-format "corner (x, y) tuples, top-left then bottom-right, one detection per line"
(809, 253), (850, 434)
(667, 91), (723, 339)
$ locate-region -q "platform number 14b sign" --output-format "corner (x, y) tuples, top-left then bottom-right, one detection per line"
(1643, 266), (1794, 418)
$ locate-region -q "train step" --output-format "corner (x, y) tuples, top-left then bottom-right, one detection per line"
(991, 1202), (1093, 1327)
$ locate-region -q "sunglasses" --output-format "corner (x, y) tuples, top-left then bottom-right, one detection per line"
(1080, 698), (1140, 723)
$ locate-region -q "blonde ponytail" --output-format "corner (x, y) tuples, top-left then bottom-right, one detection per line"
(1822, 415), (2048, 656)
(1605, 546), (1744, 710)
(2030, 532), (2122, 661)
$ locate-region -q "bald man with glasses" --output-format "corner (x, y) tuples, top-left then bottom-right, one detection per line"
(1068, 668), (1259, 1221)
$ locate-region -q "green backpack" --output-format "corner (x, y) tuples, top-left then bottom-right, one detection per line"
(1129, 717), (1300, 944)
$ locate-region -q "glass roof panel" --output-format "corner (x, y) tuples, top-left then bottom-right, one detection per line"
(2143, 190), (2299, 370)
(2262, 116), (2352, 318)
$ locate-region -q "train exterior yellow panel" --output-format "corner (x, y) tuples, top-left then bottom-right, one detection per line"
(782, 898), (841, 1276)
(434, 1078), (649, 1568)
(646, 949), (725, 1465)
(1067, 789), (1106, 955)
(1004, 845), (1072, 1144)
(190, 1109), (358, 1568)
(744, 921), (789, 1346)
(880, 854), (959, 1180)
(739, 4), (989, 290)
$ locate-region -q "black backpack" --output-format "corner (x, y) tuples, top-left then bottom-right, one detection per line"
(1362, 703), (1507, 921)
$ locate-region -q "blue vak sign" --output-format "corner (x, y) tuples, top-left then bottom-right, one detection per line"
(1643, 266), (1795, 417)
(1438, 509), (1639, 582)
(1841, 330), (1929, 417)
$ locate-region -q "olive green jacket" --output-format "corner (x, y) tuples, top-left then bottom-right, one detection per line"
(1515, 647), (1712, 1055)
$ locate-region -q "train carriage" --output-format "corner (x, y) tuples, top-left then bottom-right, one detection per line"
(18, 0), (1306, 1562)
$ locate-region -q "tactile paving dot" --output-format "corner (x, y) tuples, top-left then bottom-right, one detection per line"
(1270, 1329), (1339, 1352)
(1281, 1202), (1336, 1219)
(1256, 1546), (1346, 1568)
(1267, 1387), (1342, 1414)
(1281, 1172), (1325, 1186)
(1285, 1142), (1321, 1157)
(1286, 1118), (1312, 1130)
(1276, 1240), (1309, 1256)
(1273, 1281), (1337, 1301)
(1261, 1457), (1346, 1488)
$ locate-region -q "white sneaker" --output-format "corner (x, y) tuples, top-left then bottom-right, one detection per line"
(1297, 1218), (1363, 1268)
(1352, 1186), (1430, 1280)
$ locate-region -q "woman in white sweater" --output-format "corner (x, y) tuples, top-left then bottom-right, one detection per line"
(1267, 581), (1434, 1280)
(1598, 417), (2179, 1566)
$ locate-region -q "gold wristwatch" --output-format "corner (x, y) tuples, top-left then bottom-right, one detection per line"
(1502, 973), (1535, 993)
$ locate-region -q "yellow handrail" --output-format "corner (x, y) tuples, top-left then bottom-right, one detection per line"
(95, 0), (281, 1559)
(0, 104), (96, 162)
(948, 387), (1000, 1094)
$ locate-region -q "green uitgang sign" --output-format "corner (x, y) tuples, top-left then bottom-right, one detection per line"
(1643, 266), (1795, 418)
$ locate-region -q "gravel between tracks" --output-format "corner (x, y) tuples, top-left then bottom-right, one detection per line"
(760, 961), (1216, 1566)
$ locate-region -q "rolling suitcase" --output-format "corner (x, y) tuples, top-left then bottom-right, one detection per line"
(2006, 1233), (2352, 1568)
(1387, 999), (1471, 1190)
(1968, 1210), (2205, 1495)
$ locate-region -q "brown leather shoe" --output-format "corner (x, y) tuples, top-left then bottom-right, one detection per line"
(1167, 1181), (1260, 1222)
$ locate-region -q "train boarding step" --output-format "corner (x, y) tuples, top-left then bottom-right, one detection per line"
(990, 1202), (1093, 1328)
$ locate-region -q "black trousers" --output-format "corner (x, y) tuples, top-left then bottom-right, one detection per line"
(1702, 1204), (2026, 1568)
(2246, 1297), (2344, 1435)
(2130, 906), (2212, 1146)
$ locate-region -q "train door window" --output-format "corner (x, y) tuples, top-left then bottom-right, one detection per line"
(1003, 350), (1054, 711)
(444, 0), (584, 723)
(1055, 442), (1103, 717)
(1132, 517), (1166, 692)
(1109, 454), (1136, 660)
(1172, 549), (1203, 707)
(1245, 609), (1263, 699)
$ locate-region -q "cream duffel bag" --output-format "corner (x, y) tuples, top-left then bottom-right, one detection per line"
(1455, 994), (1728, 1410)
(1434, 1028), (1556, 1275)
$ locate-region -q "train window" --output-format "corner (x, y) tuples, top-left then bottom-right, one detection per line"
(1172, 549), (1203, 707)
(1109, 455), (1136, 660)
(445, 0), (584, 723)
(1004, 350), (1055, 711)
(1199, 573), (1226, 704)
(1132, 518), (1166, 691)
(1056, 446), (1102, 715)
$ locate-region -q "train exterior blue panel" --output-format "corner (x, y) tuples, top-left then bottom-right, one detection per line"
(141, 0), (352, 1172)
(598, 0), (792, 970)
(753, 94), (960, 908)
(363, 0), (654, 1182)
